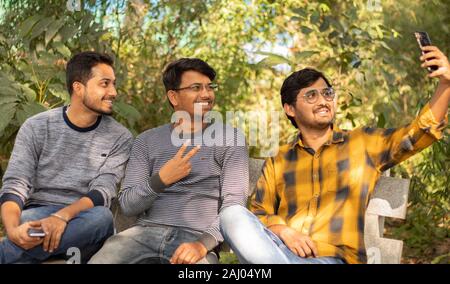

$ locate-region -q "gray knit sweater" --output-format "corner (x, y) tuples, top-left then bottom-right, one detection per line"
(0, 106), (133, 209)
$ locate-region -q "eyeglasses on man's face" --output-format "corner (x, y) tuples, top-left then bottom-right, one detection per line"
(301, 87), (335, 104)
(173, 83), (219, 93)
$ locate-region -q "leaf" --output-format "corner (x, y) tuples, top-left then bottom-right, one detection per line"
(0, 102), (17, 133)
(329, 18), (344, 33)
(19, 84), (37, 102)
(355, 72), (365, 86)
(310, 11), (320, 25)
(377, 112), (386, 128)
(29, 17), (54, 41)
(328, 30), (339, 39)
(292, 8), (307, 18)
(48, 85), (70, 103)
(380, 41), (392, 51)
(0, 85), (19, 97)
(112, 101), (141, 126)
(52, 42), (71, 58)
(0, 95), (18, 105)
(350, 54), (361, 68)
(300, 26), (313, 35)
(45, 18), (64, 46)
(295, 50), (319, 60)
(19, 15), (43, 38)
(255, 51), (292, 67)
(15, 101), (48, 125)
(59, 25), (79, 42)
(319, 18), (330, 32)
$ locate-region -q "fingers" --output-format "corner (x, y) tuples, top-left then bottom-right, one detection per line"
(28, 220), (42, 227)
(420, 51), (443, 61)
(178, 249), (191, 264)
(186, 254), (198, 264)
(49, 229), (62, 253)
(42, 230), (51, 252)
(170, 246), (184, 264)
(290, 245), (305, 258)
(299, 241), (312, 257)
(182, 145), (200, 162)
(421, 59), (442, 68)
(289, 239), (317, 258)
(305, 238), (319, 257)
(174, 142), (188, 159)
(421, 45), (439, 52)
(428, 67), (448, 78)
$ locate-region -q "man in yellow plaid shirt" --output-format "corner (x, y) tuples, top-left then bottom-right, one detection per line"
(220, 45), (449, 264)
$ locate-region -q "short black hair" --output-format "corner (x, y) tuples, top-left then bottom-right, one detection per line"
(66, 51), (114, 96)
(162, 58), (216, 107)
(280, 68), (332, 128)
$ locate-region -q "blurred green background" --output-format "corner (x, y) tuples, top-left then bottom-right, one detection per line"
(0, 0), (448, 263)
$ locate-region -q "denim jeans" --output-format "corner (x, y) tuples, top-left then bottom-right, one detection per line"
(220, 205), (345, 264)
(0, 205), (114, 264)
(88, 223), (218, 264)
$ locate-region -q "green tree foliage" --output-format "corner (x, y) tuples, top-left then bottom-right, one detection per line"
(0, 0), (448, 263)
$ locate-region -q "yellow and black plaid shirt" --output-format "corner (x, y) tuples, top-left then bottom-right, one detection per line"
(250, 104), (447, 264)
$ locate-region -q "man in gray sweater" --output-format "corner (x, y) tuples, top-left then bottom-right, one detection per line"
(0, 51), (133, 263)
(90, 58), (249, 264)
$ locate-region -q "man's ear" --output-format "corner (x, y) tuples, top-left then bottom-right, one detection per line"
(167, 90), (178, 107)
(72, 81), (84, 97)
(283, 103), (295, 118)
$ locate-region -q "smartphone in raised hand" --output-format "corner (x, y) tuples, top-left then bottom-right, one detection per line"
(414, 31), (439, 72)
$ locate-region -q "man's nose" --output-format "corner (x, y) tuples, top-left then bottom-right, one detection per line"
(109, 86), (118, 97)
(199, 86), (211, 99)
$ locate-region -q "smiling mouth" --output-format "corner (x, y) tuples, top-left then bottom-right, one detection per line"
(195, 102), (212, 107)
(103, 99), (114, 106)
(314, 107), (330, 116)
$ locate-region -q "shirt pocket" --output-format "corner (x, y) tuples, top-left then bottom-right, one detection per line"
(322, 167), (338, 193)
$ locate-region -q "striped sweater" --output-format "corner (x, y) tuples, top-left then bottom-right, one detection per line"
(118, 123), (249, 250)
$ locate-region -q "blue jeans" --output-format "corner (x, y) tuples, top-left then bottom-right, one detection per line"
(0, 205), (114, 264)
(220, 205), (345, 264)
(88, 223), (218, 264)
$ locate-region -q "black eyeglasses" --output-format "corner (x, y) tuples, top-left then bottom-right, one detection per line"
(302, 87), (335, 104)
(173, 83), (219, 93)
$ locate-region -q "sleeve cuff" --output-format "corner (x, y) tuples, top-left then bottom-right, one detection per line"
(265, 215), (287, 227)
(198, 232), (218, 251)
(0, 193), (24, 210)
(150, 173), (168, 193)
(416, 103), (448, 140)
(85, 190), (106, 207)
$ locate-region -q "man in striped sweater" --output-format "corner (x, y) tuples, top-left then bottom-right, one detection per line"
(90, 58), (249, 264)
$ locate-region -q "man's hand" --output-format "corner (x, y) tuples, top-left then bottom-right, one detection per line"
(7, 221), (44, 250)
(40, 215), (68, 253)
(269, 224), (318, 258)
(420, 46), (450, 83)
(159, 142), (200, 186)
(170, 241), (208, 264)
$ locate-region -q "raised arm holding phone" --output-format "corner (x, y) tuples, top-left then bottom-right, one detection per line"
(220, 37), (449, 264)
